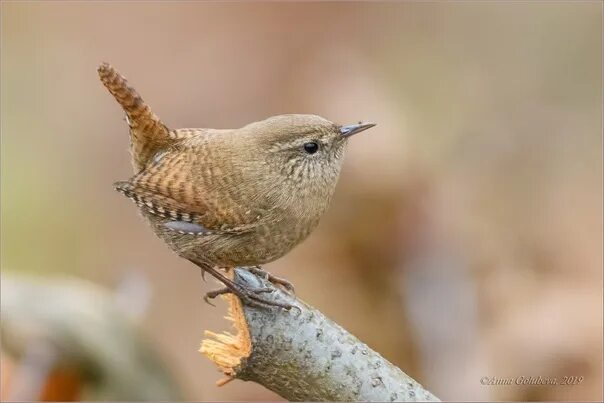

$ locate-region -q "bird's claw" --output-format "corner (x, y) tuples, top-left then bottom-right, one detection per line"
(203, 283), (295, 311)
(246, 266), (296, 295)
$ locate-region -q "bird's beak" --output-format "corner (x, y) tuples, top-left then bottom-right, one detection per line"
(339, 122), (376, 138)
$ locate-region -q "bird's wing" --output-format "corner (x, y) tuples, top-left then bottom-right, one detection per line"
(114, 149), (265, 235)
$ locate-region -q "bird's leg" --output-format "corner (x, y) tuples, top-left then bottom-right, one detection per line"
(189, 260), (295, 310)
(246, 266), (296, 294)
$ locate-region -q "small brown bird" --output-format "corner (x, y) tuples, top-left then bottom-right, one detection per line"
(98, 63), (375, 309)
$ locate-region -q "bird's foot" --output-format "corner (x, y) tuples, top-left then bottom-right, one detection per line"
(203, 283), (295, 311)
(246, 266), (295, 295)
(190, 260), (296, 311)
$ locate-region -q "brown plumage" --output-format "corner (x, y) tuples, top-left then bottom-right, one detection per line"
(98, 62), (375, 309)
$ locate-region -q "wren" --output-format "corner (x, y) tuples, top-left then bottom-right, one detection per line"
(98, 63), (375, 309)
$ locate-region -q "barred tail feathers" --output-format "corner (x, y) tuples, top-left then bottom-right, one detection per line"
(98, 62), (173, 170)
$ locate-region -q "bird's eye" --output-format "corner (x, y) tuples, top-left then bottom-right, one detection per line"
(303, 142), (319, 154)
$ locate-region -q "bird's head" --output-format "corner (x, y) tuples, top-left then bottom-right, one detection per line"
(240, 114), (375, 191)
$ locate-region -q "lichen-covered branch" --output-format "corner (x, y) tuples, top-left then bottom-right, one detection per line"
(200, 268), (440, 402)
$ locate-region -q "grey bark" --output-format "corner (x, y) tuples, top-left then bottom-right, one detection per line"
(229, 268), (440, 402)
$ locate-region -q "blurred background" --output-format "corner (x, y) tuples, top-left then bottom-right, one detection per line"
(1, 1), (602, 401)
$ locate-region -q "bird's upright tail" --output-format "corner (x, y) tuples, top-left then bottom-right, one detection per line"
(98, 62), (172, 171)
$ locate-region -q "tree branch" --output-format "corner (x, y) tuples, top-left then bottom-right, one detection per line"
(200, 268), (440, 402)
